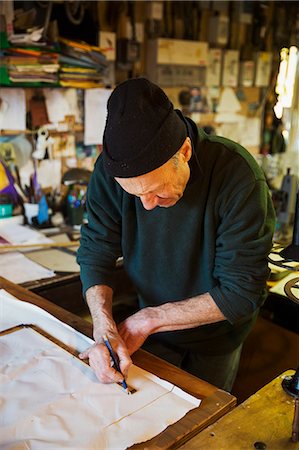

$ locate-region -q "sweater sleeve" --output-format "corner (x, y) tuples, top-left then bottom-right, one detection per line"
(209, 177), (276, 324)
(77, 157), (123, 297)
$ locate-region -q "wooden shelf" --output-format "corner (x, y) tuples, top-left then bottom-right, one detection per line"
(0, 124), (83, 136)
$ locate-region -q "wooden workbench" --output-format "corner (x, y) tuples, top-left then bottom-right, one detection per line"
(180, 369), (299, 449)
(0, 276), (236, 449)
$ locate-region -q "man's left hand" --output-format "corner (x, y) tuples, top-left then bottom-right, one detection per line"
(118, 309), (153, 355)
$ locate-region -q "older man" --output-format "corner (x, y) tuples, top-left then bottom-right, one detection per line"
(77, 78), (275, 391)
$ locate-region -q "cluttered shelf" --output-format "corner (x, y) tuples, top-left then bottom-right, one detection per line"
(0, 2), (111, 208)
(0, 31), (110, 89)
(0, 81), (108, 230)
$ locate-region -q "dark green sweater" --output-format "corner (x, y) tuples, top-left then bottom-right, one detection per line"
(77, 116), (275, 355)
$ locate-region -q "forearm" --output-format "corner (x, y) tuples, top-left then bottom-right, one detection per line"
(85, 284), (118, 340)
(118, 292), (226, 355)
(139, 292), (226, 335)
(81, 284), (132, 382)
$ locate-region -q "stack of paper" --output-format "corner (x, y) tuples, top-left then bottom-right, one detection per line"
(59, 37), (108, 88)
(0, 223), (53, 247)
(0, 47), (59, 85)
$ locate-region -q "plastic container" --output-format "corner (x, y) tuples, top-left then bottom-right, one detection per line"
(0, 194), (13, 218)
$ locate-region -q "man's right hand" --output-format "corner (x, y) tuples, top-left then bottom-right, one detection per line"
(78, 332), (132, 384)
(79, 284), (132, 384)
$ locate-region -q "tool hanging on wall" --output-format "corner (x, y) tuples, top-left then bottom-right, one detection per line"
(105, 1), (125, 32)
(117, 1), (140, 67)
(162, 1), (172, 39)
(182, 1), (197, 41)
(251, 1), (268, 50)
(145, 1), (162, 39)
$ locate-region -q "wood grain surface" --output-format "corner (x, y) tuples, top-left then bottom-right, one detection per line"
(179, 369), (299, 450)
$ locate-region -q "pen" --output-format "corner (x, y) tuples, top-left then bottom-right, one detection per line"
(102, 334), (130, 395)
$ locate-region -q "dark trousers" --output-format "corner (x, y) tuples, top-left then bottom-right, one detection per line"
(142, 337), (242, 391)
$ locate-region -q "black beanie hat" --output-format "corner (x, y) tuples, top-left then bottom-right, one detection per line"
(102, 78), (187, 178)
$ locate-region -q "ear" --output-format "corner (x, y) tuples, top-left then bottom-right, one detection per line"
(179, 137), (192, 162)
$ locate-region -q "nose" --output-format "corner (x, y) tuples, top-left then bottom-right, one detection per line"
(140, 194), (158, 210)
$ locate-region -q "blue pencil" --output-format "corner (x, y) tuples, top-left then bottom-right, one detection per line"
(102, 334), (130, 395)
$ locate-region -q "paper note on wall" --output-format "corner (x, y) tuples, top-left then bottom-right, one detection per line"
(216, 117), (261, 148)
(84, 88), (112, 145)
(43, 88), (81, 124)
(0, 88), (26, 131)
(217, 87), (242, 114)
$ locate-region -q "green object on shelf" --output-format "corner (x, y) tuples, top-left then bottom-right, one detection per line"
(0, 194), (13, 218)
(0, 66), (10, 85)
(0, 203), (13, 218)
(0, 31), (9, 49)
(67, 203), (84, 226)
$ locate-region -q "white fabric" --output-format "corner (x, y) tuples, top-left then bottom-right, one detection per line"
(0, 289), (201, 449)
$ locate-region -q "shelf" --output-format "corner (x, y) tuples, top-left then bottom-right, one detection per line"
(0, 124), (83, 136)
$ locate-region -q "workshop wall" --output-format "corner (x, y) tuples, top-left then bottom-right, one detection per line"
(0, 1), (298, 190)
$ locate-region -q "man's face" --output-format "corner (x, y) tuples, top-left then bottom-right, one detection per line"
(115, 138), (192, 211)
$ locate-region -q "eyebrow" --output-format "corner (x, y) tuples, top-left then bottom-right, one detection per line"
(134, 189), (154, 197)
(135, 182), (166, 197)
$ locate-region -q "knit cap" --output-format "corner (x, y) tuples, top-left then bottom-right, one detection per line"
(102, 78), (187, 177)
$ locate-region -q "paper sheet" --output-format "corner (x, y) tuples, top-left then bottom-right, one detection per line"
(43, 88), (81, 123)
(0, 223), (53, 247)
(34, 159), (62, 191)
(217, 87), (241, 113)
(0, 289), (90, 349)
(237, 117), (261, 148)
(26, 248), (79, 273)
(84, 88), (112, 145)
(25, 232), (79, 273)
(215, 117), (260, 148)
(0, 252), (54, 283)
(0, 215), (23, 226)
(0, 290), (201, 449)
(19, 159), (62, 191)
(0, 88), (26, 131)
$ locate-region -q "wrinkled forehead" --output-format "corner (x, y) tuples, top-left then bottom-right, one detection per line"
(115, 163), (169, 196)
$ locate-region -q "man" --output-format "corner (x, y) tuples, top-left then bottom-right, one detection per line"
(77, 78), (275, 391)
